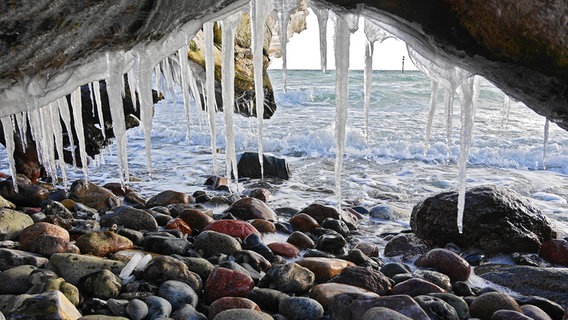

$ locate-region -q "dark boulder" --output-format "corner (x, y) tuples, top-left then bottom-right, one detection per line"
(237, 152), (290, 180)
(410, 185), (556, 254)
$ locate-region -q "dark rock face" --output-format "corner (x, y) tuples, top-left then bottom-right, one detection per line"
(237, 152), (290, 180)
(410, 185), (556, 254)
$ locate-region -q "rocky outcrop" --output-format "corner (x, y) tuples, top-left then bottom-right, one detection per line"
(0, 0), (566, 131)
(410, 185), (557, 254)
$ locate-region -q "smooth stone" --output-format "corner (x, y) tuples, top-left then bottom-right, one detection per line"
(0, 195), (15, 209)
(204, 267), (255, 302)
(452, 281), (476, 297)
(80, 315), (129, 320)
(321, 218), (350, 237)
(100, 206), (158, 232)
(383, 233), (432, 259)
(380, 262), (412, 278)
(309, 283), (380, 309)
(7, 291), (81, 319)
(299, 203), (358, 226)
(297, 257), (355, 283)
(279, 296), (323, 320)
(209, 297), (260, 320)
(0, 265), (35, 294)
(248, 188), (272, 203)
(46, 253), (125, 285)
(246, 287), (289, 313)
(520, 304), (553, 320)
(242, 233), (274, 261)
(171, 304), (207, 320)
(516, 295), (564, 320)
(143, 256), (202, 291)
(332, 294), (430, 320)
(475, 264), (568, 307)
(289, 213), (320, 233)
(203, 220), (260, 240)
(316, 233), (347, 255)
(414, 295), (459, 320)
(68, 179), (121, 211)
(172, 256), (214, 280)
(19, 222), (71, 247)
(107, 298), (128, 316)
(429, 293), (470, 320)
(259, 263), (315, 294)
(250, 219), (276, 233)
(469, 292), (522, 320)
(124, 192), (147, 207)
(0, 208), (34, 241)
(540, 239), (568, 267)
(70, 219), (101, 236)
(194, 230), (242, 258)
(76, 231), (133, 257)
(158, 280), (198, 309)
(116, 228), (145, 246)
(43, 201), (73, 219)
(144, 295), (172, 320)
(491, 310), (533, 320)
(165, 218), (192, 236)
(267, 242), (299, 258)
(39, 278), (80, 306)
(224, 197), (277, 221)
(143, 235), (192, 256)
(0, 181), (48, 207)
(369, 204), (408, 220)
(415, 248), (471, 282)
(232, 250), (271, 272)
(413, 269), (452, 291)
(391, 278), (447, 296)
(80, 269), (122, 299)
(287, 231), (316, 249)
(179, 208), (214, 232)
(146, 190), (190, 208)
(127, 298), (149, 320)
(362, 307), (413, 320)
(354, 242), (379, 258)
(237, 152), (290, 180)
(343, 248), (380, 269)
(0, 248), (48, 271)
(103, 182), (134, 197)
(328, 266), (392, 295)
(212, 309), (273, 320)
(27, 235), (80, 257)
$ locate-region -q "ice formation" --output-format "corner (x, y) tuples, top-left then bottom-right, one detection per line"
(251, 0), (274, 178)
(204, 21), (218, 174)
(543, 118), (550, 169)
(310, 3), (329, 73)
(1, 116), (17, 191)
(274, 0), (297, 92)
(221, 12), (241, 185)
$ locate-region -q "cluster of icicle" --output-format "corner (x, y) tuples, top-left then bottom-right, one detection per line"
(1, 0), (544, 232)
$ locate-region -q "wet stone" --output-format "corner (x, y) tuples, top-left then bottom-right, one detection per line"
(76, 231), (133, 257)
(415, 248), (471, 282)
(391, 278), (447, 296)
(145, 190), (191, 208)
(0, 264), (35, 294)
(204, 267), (255, 302)
(0, 208), (34, 241)
(267, 242), (299, 258)
(224, 197), (277, 221)
(287, 231), (316, 249)
(143, 235), (192, 256)
(289, 213), (320, 233)
(203, 219), (260, 240)
(144, 295), (172, 320)
(469, 292), (522, 320)
(414, 295), (460, 320)
(309, 283), (380, 309)
(194, 230), (242, 258)
(259, 263), (315, 294)
(157, 280), (199, 309)
(383, 233), (432, 259)
(249, 219), (276, 233)
(329, 266), (392, 295)
(69, 179), (121, 212)
(170, 304), (207, 320)
(143, 256), (202, 291)
(0, 248), (48, 271)
(321, 218), (350, 237)
(246, 287), (289, 313)
(209, 297), (260, 320)
(80, 269), (122, 299)
(316, 233), (347, 255)
(279, 296), (324, 320)
(100, 206), (158, 232)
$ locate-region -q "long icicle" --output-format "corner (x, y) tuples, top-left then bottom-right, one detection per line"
(92, 81), (106, 139)
(444, 87), (454, 159)
(222, 13), (241, 185)
(363, 38), (374, 141)
(14, 112), (28, 149)
(135, 53), (155, 176)
(1, 116), (18, 192)
(334, 12), (357, 208)
(275, 0), (296, 92)
(456, 76), (478, 233)
(251, 0), (274, 178)
(39, 105), (57, 182)
(70, 87), (89, 178)
(178, 46), (193, 141)
(106, 53), (130, 185)
(543, 118), (550, 170)
(49, 101), (68, 187)
(424, 80), (439, 154)
(57, 97), (77, 168)
(311, 4), (329, 73)
(204, 21), (218, 174)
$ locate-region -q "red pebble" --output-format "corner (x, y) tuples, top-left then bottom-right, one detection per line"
(267, 242), (300, 258)
(203, 220), (260, 240)
(205, 267), (255, 302)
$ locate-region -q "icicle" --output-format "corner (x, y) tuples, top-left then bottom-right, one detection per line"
(500, 95), (511, 131)
(1, 116), (18, 192)
(204, 21), (218, 173)
(39, 105), (58, 182)
(187, 63), (203, 116)
(49, 101), (68, 187)
(89, 83), (96, 116)
(456, 76), (479, 233)
(106, 54), (130, 185)
(57, 97), (77, 168)
(135, 53), (155, 176)
(363, 38), (373, 141)
(154, 64), (163, 96)
(92, 81), (106, 139)
(543, 118), (550, 169)
(251, 0), (274, 178)
(221, 13), (241, 186)
(161, 58), (178, 109)
(424, 80), (439, 154)
(444, 87), (454, 158)
(333, 11), (358, 207)
(70, 87), (89, 178)
(311, 4), (329, 73)
(178, 46), (193, 141)
(126, 66), (138, 111)
(14, 112), (28, 149)
(274, 0), (297, 92)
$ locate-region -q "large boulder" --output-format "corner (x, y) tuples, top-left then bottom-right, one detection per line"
(410, 185), (556, 254)
(237, 152), (290, 180)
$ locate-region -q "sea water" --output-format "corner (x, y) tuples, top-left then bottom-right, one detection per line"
(3, 70), (568, 246)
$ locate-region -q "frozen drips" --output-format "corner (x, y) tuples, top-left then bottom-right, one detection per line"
(310, 3), (329, 73)
(70, 86), (89, 179)
(204, 21), (218, 174)
(1, 116), (18, 192)
(274, 0), (298, 92)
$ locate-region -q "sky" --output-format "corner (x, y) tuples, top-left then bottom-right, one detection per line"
(269, 9), (418, 71)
